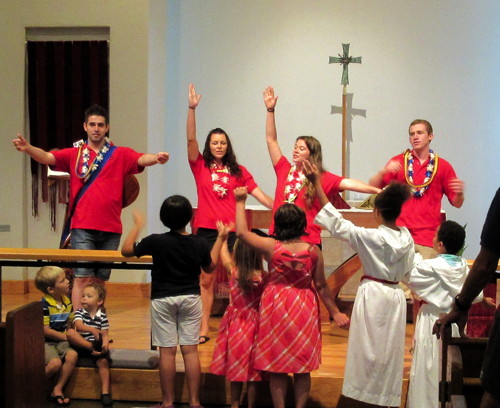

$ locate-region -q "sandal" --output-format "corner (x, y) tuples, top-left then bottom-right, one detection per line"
(49, 395), (70, 406)
(198, 335), (210, 344)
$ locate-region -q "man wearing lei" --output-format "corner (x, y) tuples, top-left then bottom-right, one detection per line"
(13, 104), (170, 308)
(369, 119), (464, 259)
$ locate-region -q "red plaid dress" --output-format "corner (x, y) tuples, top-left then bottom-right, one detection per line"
(254, 242), (321, 373)
(210, 267), (266, 381)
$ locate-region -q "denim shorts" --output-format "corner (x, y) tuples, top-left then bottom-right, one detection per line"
(70, 228), (121, 280)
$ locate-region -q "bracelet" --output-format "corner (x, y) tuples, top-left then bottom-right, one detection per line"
(267, 108), (275, 112)
(189, 106), (196, 110)
(454, 294), (471, 312)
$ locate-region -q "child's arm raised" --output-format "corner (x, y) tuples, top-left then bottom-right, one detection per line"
(121, 210), (145, 257)
(312, 247), (350, 329)
(219, 234), (233, 274)
(234, 187), (275, 262)
(203, 221), (232, 274)
(303, 160), (329, 208)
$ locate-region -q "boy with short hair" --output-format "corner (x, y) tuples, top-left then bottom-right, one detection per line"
(66, 283), (112, 407)
(406, 220), (492, 407)
(121, 195), (230, 408)
(35, 265), (78, 407)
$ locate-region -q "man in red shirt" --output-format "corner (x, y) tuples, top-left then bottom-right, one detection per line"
(13, 105), (169, 308)
(369, 119), (464, 258)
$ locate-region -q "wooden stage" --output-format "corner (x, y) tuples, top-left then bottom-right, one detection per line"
(2, 291), (415, 408)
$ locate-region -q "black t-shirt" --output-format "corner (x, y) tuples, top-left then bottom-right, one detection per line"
(480, 188), (500, 254)
(134, 231), (212, 299)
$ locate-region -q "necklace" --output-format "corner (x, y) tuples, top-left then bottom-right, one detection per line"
(283, 165), (306, 203)
(210, 161), (231, 199)
(404, 149), (439, 197)
(74, 139), (111, 182)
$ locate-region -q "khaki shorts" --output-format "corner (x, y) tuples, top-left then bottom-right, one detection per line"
(151, 295), (201, 348)
(45, 341), (75, 364)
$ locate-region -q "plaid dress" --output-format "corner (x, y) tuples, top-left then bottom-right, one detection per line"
(210, 267), (265, 381)
(254, 242), (321, 373)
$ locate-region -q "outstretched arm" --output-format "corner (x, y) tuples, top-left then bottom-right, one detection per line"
(12, 133), (56, 165)
(369, 160), (402, 188)
(235, 187), (275, 261)
(312, 247), (350, 329)
(250, 187), (274, 209)
(121, 210), (145, 257)
(187, 83), (201, 162)
(263, 86), (283, 166)
(138, 152), (170, 167)
(339, 178), (381, 194)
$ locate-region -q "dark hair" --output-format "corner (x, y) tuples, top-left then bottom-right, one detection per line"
(273, 203), (307, 241)
(233, 238), (264, 293)
(409, 119), (433, 135)
(159, 195), (193, 230)
(202, 128), (242, 177)
(374, 182), (411, 222)
(437, 220), (466, 255)
(84, 104), (109, 124)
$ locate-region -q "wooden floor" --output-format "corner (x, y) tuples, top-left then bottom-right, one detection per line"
(2, 292), (415, 407)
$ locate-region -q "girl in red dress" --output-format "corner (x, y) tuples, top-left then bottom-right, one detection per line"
(210, 237), (267, 408)
(234, 187), (350, 408)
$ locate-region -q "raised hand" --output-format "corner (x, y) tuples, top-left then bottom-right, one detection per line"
(12, 133), (29, 152)
(303, 160), (320, 185)
(216, 220), (233, 240)
(263, 86), (278, 111)
(234, 186), (248, 202)
(188, 83), (201, 109)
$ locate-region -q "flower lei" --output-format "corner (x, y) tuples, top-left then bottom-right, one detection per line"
(404, 149), (439, 197)
(283, 165), (306, 203)
(74, 139), (111, 183)
(210, 162), (231, 199)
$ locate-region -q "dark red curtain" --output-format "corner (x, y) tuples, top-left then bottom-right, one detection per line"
(27, 41), (109, 228)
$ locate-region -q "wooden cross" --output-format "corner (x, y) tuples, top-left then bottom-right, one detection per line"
(329, 43), (362, 184)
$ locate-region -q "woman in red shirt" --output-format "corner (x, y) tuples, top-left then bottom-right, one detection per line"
(187, 84), (273, 342)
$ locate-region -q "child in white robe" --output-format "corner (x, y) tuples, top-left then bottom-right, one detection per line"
(305, 161), (415, 408)
(406, 220), (491, 408)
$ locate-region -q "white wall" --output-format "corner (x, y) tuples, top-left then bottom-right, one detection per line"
(162, 0), (500, 258)
(1, 1), (499, 286)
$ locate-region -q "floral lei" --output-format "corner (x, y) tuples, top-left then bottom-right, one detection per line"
(284, 165), (306, 203)
(404, 149), (439, 197)
(74, 139), (111, 183)
(210, 162), (231, 199)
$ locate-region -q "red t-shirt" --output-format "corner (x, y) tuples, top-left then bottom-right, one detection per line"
(51, 145), (144, 234)
(189, 153), (258, 230)
(271, 156), (345, 245)
(382, 151), (458, 247)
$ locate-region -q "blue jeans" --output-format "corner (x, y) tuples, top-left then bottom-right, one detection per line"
(70, 228), (121, 280)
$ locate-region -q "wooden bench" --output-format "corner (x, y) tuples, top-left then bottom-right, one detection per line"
(440, 319), (489, 408)
(0, 301), (45, 408)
